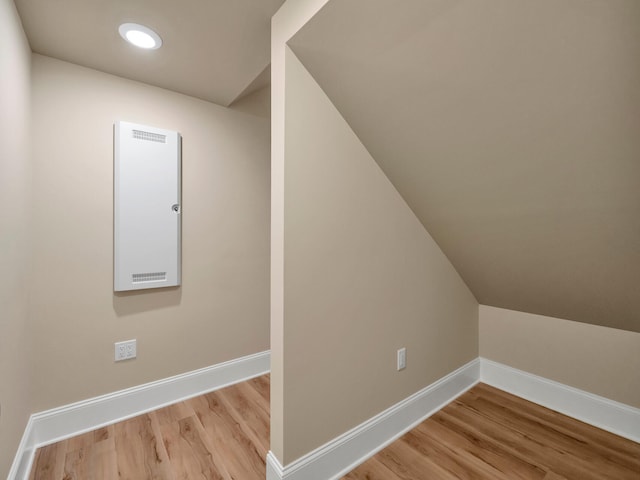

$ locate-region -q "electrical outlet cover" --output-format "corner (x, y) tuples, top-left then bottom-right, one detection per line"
(115, 339), (137, 361)
(397, 347), (406, 370)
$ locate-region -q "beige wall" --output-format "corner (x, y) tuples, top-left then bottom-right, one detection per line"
(270, 0), (332, 462)
(288, 0), (640, 334)
(229, 85), (270, 120)
(29, 54), (270, 411)
(480, 305), (640, 408)
(278, 47), (478, 465)
(0, 0), (32, 476)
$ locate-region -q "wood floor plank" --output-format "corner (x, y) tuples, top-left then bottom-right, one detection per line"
(461, 394), (640, 478)
(416, 417), (545, 479)
(65, 429), (98, 454)
(63, 436), (117, 480)
(216, 381), (270, 457)
(375, 437), (459, 480)
(473, 384), (640, 469)
(426, 411), (544, 478)
(160, 415), (228, 480)
(400, 428), (496, 479)
(28, 441), (66, 480)
(247, 374), (270, 404)
(93, 425), (115, 443)
(543, 471), (571, 480)
(406, 421), (538, 480)
(113, 413), (174, 480)
(444, 400), (607, 480)
(154, 401), (196, 427)
(189, 391), (266, 480)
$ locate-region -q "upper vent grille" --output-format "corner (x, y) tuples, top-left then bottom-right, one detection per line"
(132, 272), (167, 283)
(132, 130), (166, 143)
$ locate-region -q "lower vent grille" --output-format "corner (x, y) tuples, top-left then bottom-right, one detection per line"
(132, 272), (167, 283)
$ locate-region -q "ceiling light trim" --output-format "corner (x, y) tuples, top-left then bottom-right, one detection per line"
(118, 23), (162, 50)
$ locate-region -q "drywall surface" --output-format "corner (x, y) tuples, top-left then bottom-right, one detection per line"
(229, 84), (271, 120)
(0, 0), (32, 475)
(289, 0), (640, 333)
(15, 0), (284, 106)
(480, 305), (640, 408)
(270, 0), (332, 462)
(281, 48), (478, 464)
(30, 54), (270, 411)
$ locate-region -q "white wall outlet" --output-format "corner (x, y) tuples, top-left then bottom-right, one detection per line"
(115, 339), (137, 362)
(397, 347), (406, 371)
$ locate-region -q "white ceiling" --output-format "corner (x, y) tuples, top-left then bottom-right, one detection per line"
(290, 0), (640, 332)
(14, 0), (284, 106)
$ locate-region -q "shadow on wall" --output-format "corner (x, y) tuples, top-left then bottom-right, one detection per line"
(113, 287), (182, 316)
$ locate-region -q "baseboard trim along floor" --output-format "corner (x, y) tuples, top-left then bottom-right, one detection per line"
(267, 357), (640, 480)
(267, 358), (481, 480)
(11, 353), (639, 480)
(8, 350), (270, 480)
(480, 357), (640, 444)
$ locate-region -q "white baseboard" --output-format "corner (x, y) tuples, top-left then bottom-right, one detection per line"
(6, 417), (35, 480)
(267, 358), (480, 480)
(8, 350), (270, 480)
(12, 353), (638, 480)
(480, 357), (640, 443)
(266, 452), (284, 480)
(268, 357), (640, 480)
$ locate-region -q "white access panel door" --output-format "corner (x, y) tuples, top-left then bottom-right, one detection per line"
(114, 121), (181, 291)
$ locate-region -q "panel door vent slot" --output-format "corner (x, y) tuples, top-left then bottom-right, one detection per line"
(132, 129), (166, 143)
(132, 272), (167, 283)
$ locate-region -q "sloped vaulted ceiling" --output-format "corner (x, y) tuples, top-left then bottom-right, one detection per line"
(289, 0), (640, 332)
(14, 0), (284, 106)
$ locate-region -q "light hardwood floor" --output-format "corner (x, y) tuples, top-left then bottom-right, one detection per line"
(29, 374), (270, 480)
(29, 378), (639, 479)
(343, 383), (640, 480)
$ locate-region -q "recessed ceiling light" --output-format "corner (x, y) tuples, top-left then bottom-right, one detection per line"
(119, 23), (162, 50)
